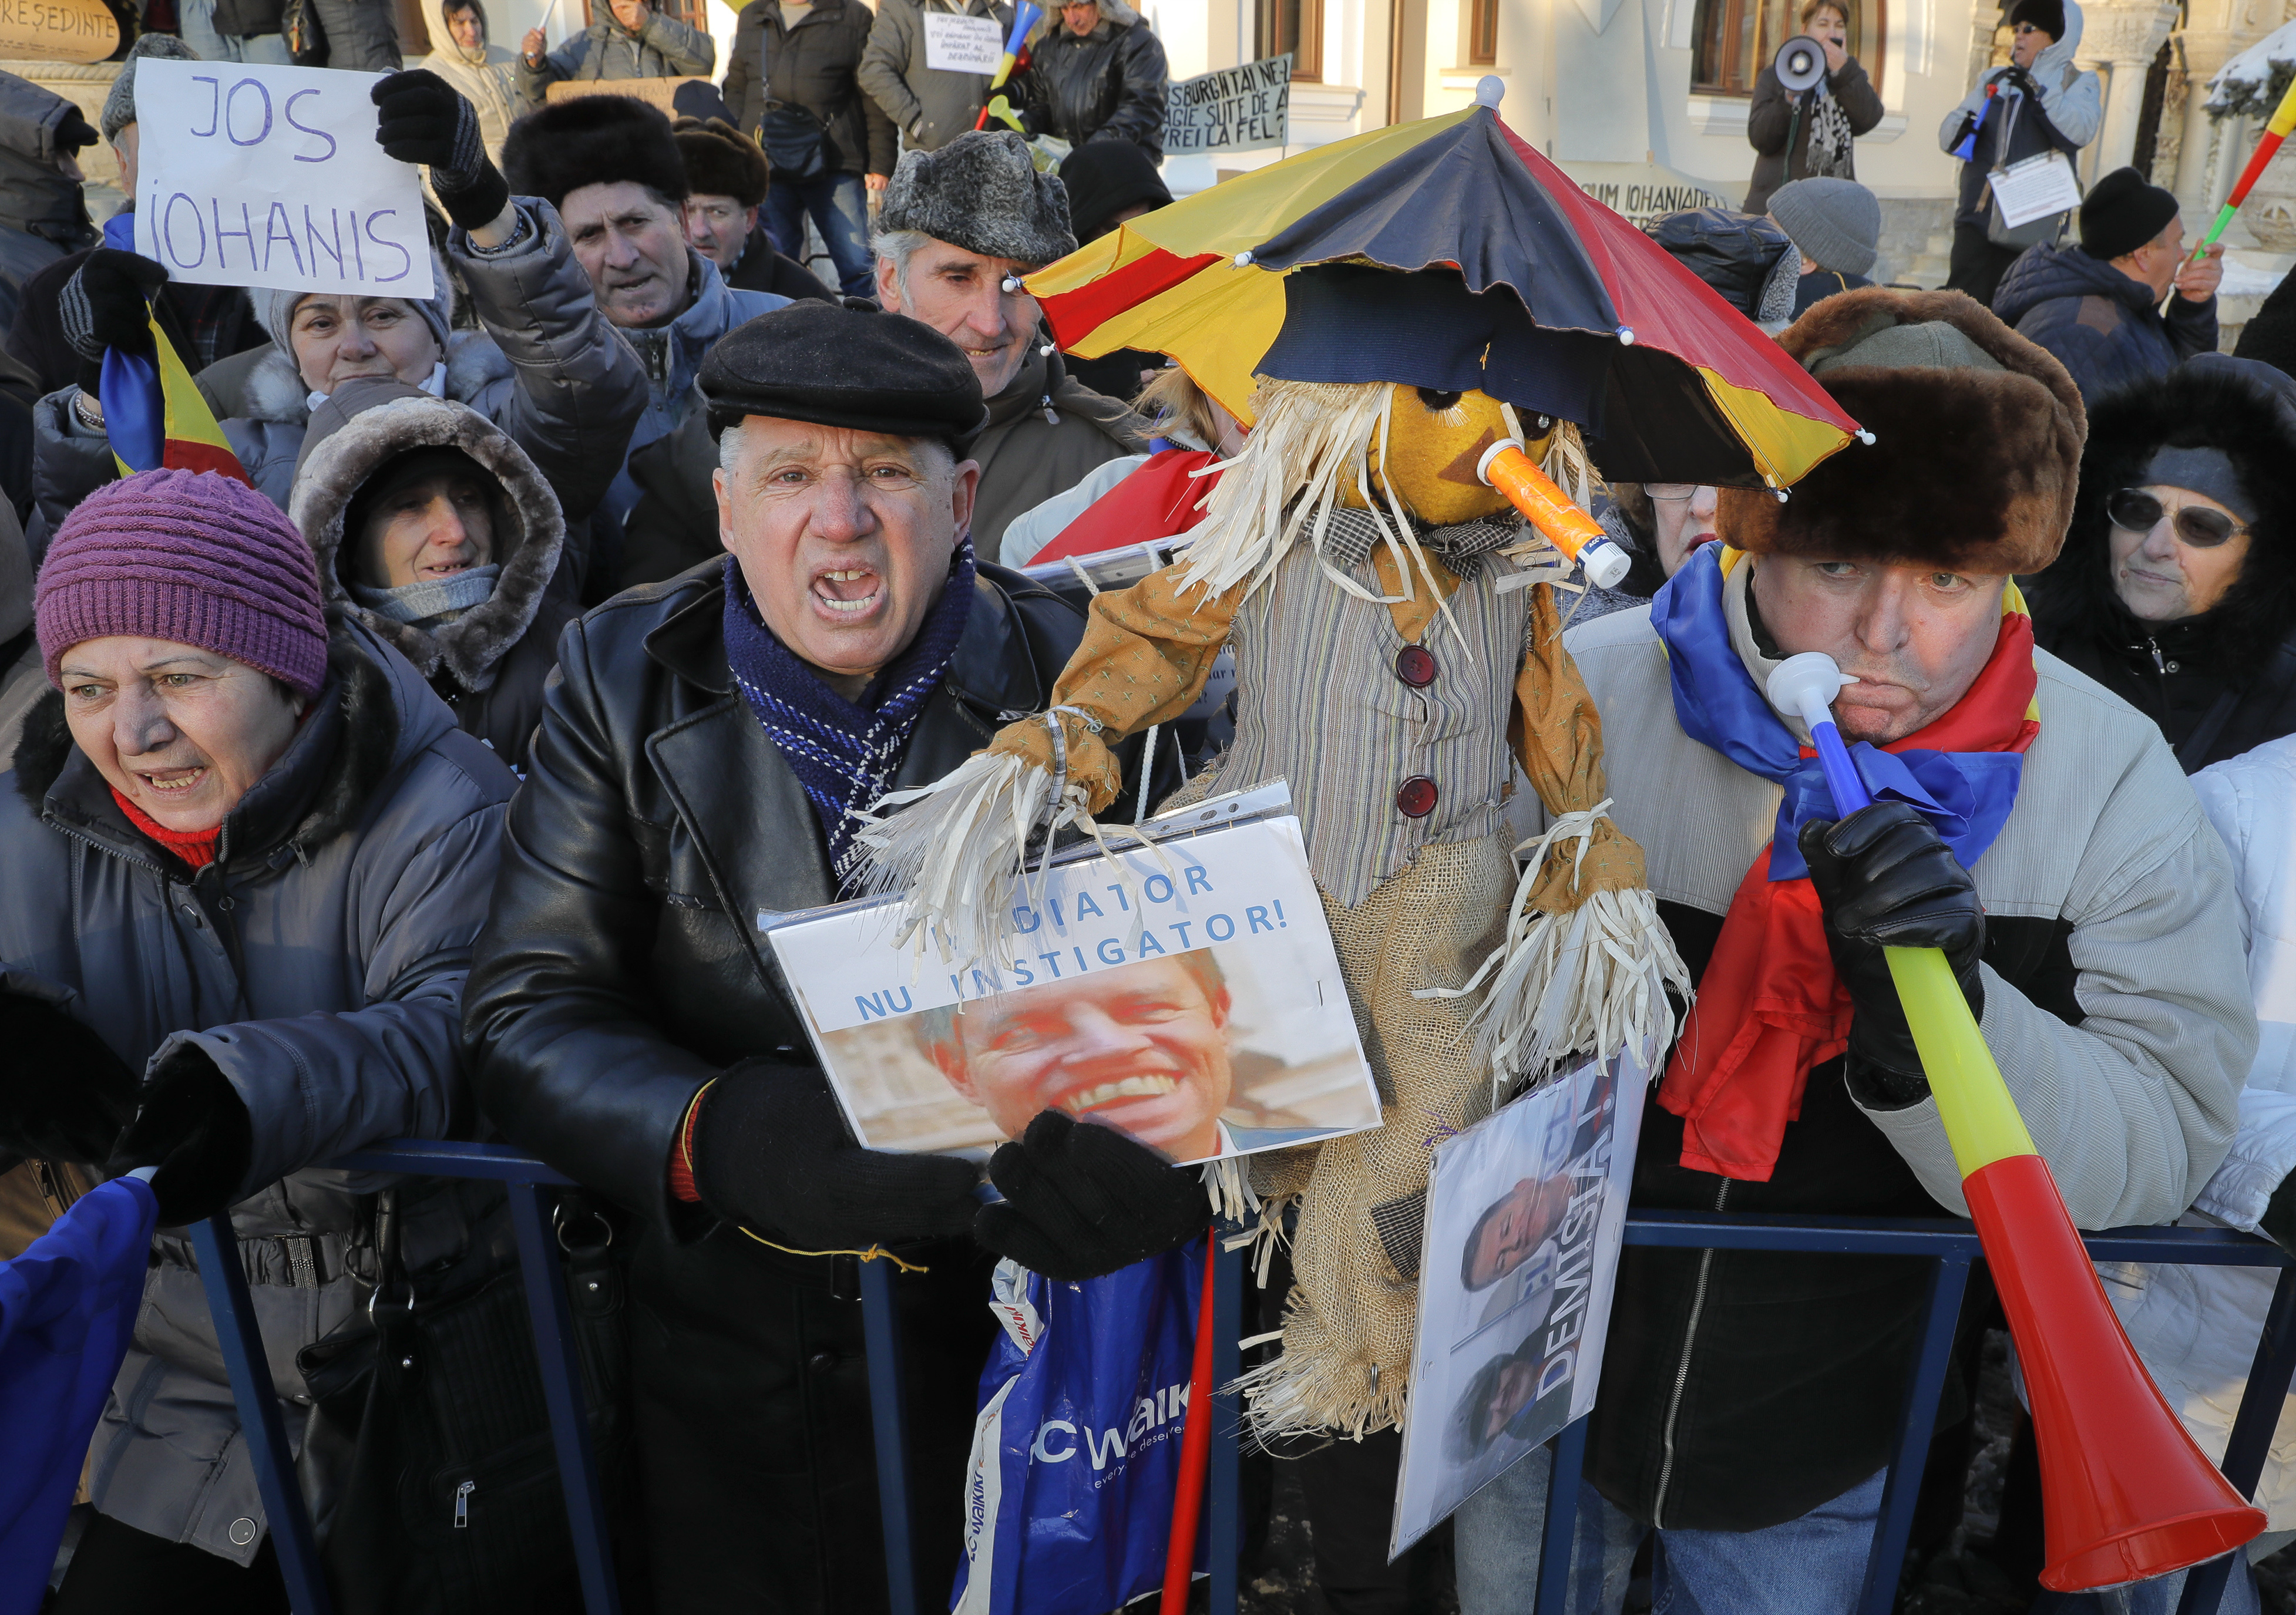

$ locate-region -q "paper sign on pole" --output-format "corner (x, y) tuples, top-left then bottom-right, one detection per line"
(923, 11), (1003, 74)
(133, 61), (436, 303)
(1162, 55), (1291, 156)
(0, 0), (119, 63)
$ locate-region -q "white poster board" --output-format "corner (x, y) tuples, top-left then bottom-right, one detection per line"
(1389, 1051), (1645, 1558)
(1988, 151), (2082, 229)
(1162, 55), (1292, 156)
(923, 12), (1004, 74)
(765, 812), (1383, 1167)
(133, 61), (436, 302)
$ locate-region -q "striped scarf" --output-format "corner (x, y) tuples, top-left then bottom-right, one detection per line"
(721, 544), (977, 888)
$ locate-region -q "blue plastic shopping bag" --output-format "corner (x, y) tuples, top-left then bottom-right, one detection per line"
(951, 1239), (1208, 1614)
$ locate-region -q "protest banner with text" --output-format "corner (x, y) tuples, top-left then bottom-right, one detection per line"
(1162, 55), (1290, 156)
(133, 61), (436, 302)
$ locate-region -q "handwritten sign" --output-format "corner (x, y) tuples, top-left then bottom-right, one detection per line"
(0, 0), (118, 63)
(1555, 160), (1736, 230)
(923, 11), (1002, 74)
(1162, 55), (1290, 156)
(133, 61), (435, 302)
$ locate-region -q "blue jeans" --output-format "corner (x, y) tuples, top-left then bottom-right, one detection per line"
(176, 0), (295, 62)
(2040, 1558), (2261, 1615)
(761, 170), (873, 298)
(1453, 1446), (1887, 1615)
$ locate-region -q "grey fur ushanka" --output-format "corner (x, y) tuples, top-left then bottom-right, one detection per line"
(292, 388), (575, 769)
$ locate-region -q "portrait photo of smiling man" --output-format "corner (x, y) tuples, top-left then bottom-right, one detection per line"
(907, 950), (1332, 1165)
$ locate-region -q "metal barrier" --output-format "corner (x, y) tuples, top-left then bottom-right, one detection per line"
(190, 1147), (2296, 1615)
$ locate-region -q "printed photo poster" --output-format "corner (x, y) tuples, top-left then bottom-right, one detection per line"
(1389, 1050), (1646, 1559)
(765, 813), (1383, 1168)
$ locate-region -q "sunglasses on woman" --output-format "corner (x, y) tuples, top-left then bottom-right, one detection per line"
(2106, 488), (2248, 549)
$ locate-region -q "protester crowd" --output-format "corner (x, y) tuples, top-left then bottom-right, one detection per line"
(5, 4), (2296, 1615)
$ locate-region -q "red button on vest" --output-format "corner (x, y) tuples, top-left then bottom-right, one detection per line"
(1395, 775), (1438, 818)
(1395, 644), (1438, 688)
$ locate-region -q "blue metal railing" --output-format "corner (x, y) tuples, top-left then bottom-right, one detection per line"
(188, 1148), (2296, 1615)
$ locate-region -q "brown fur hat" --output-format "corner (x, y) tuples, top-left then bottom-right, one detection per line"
(673, 117), (768, 208)
(1718, 287), (2086, 574)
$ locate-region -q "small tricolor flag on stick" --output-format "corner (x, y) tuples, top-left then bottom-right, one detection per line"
(98, 306), (250, 484)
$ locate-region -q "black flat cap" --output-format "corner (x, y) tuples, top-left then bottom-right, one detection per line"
(700, 300), (987, 447)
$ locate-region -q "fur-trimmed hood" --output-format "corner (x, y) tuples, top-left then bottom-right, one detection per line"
(288, 386), (565, 693)
(14, 621), (415, 867)
(1718, 285), (2086, 575)
(2035, 354), (2296, 670)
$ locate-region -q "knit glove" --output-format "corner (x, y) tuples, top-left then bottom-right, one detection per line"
(689, 1059), (981, 1249)
(1800, 801), (1987, 1108)
(0, 990), (139, 1163)
(371, 69), (510, 232)
(55, 109), (100, 152)
(107, 1042), (253, 1226)
(976, 1111), (1211, 1281)
(58, 248), (166, 365)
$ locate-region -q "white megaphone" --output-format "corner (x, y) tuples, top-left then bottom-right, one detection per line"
(1773, 33), (1827, 93)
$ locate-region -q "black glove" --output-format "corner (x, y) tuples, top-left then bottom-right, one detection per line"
(975, 1110), (1211, 1281)
(1999, 64), (2036, 96)
(57, 249), (167, 365)
(55, 109), (100, 152)
(689, 1059), (981, 1249)
(0, 990), (139, 1163)
(371, 69), (510, 232)
(1799, 801), (1986, 1106)
(107, 1043), (253, 1226)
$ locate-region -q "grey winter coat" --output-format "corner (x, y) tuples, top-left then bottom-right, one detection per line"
(0, 618), (517, 1565)
(0, 72), (96, 329)
(858, 0), (1016, 153)
(291, 387), (576, 770)
(32, 198), (646, 590)
(516, 8), (715, 110)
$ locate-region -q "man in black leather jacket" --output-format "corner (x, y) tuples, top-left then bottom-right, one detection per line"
(462, 298), (1205, 1613)
(1015, 0), (1169, 160)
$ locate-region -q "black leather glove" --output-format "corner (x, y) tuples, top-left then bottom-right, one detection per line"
(55, 109), (100, 152)
(371, 69), (510, 232)
(975, 1110), (1211, 1281)
(1799, 801), (1986, 1107)
(1999, 64), (2037, 96)
(107, 1042), (254, 1226)
(689, 1059), (981, 1249)
(0, 990), (139, 1163)
(57, 249), (167, 365)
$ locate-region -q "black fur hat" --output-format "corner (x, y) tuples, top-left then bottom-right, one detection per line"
(2034, 354), (2296, 668)
(502, 95), (690, 213)
(674, 116), (769, 208)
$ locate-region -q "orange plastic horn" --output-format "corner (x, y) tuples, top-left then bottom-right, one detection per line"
(1475, 439), (1632, 589)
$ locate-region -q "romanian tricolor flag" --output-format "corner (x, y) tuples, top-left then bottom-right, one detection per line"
(1024, 90), (1862, 490)
(98, 306), (250, 484)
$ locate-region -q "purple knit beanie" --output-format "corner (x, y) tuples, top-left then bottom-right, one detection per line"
(36, 469), (330, 696)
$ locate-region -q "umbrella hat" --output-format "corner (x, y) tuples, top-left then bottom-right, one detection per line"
(1027, 85), (1860, 489)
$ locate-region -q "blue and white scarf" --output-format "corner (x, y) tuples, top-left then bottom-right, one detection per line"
(722, 543), (977, 888)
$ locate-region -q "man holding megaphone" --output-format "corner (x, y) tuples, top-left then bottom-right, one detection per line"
(1452, 285), (2257, 1613)
(1744, 0), (1882, 214)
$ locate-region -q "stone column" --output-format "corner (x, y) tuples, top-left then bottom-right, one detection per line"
(2169, 0), (2277, 240)
(2078, 0), (2180, 179)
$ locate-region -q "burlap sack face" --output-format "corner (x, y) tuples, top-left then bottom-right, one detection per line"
(1239, 832), (1515, 1439)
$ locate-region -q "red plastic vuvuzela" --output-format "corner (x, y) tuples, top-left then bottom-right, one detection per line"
(1969, 1153), (2264, 1588)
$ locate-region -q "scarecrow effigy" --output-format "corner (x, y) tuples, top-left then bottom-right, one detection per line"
(859, 81), (1860, 1439)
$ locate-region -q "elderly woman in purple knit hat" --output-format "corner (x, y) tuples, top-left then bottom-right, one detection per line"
(0, 469), (519, 1609)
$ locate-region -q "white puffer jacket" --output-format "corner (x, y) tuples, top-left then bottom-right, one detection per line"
(2105, 734), (2296, 1532)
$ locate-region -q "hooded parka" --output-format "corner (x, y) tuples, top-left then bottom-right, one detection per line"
(2033, 354), (2296, 769)
(291, 385), (574, 771)
(462, 557), (1161, 1611)
(0, 617), (516, 1565)
(31, 198), (647, 590)
(1936, 0), (2100, 231)
(515, 6), (715, 111)
(419, 0), (519, 163)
